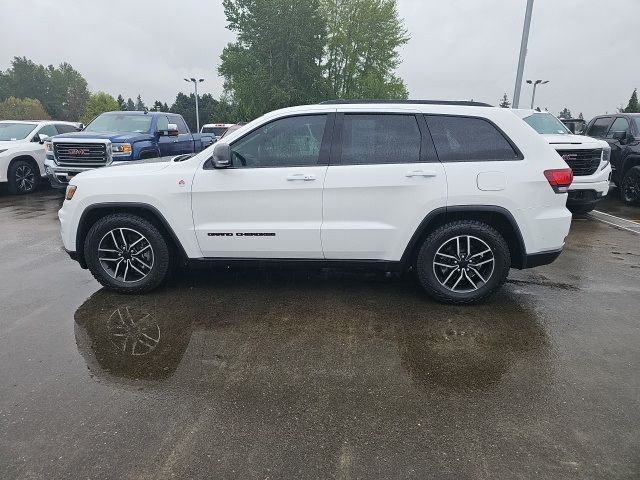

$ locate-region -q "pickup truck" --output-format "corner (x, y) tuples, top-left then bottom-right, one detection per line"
(44, 111), (215, 188)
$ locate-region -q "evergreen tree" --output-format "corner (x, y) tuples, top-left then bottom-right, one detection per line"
(126, 98), (135, 111)
(135, 94), (146, 111)
(558, 107), (572, 119)
(624, 88), (639, 113)
(498, 93), (511, 108)
(117, 94), (126, 110)
(578, 112), (584, 120)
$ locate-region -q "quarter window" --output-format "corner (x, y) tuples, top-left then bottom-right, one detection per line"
(426, 115), (519, 162)
(606, 117), (630, 139)
(587, 117), (613, 138)
(55, 124), (78, 134)
(340, 114), (421, 165)
(231, 115), (327, 168)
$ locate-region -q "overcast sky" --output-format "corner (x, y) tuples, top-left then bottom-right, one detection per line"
(1, 0), (638, 119)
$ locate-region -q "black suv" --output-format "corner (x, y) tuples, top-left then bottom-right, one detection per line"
(585, 113), (640, 205)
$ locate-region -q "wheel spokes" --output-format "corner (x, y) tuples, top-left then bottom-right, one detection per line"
(98, 228), (154, 283)
(432, 235), (495, 293)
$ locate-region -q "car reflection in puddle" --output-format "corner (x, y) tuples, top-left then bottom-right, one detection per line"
(74, 269), (552, 395)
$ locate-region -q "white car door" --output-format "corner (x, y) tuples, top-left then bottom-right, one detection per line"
(30, 124), (58, 174)
(191, 113), (333, 258)
(321, 111), (447, 261)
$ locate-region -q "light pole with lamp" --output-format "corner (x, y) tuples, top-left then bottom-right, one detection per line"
(526, 79), (549, 109)
(184, 77), (204, 132)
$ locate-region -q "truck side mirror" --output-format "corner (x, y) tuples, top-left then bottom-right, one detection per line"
(211, 142), (231, 168)
(167, 124), (179, 137)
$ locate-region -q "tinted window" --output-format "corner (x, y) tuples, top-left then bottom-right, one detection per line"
(426, 115), (519, 162)
(156, 115), (169, 131)
(587, 117), (613, 138)
(37, 125), (58, 138)
(340, 114), (421, 165)
(170, 116), (189, 134)
(606, 117), (630, 138)
(55, 124), (78, 134)
(231, 115), (327, 168)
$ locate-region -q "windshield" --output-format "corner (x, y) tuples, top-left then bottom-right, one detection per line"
(85, 114), (153, 133)
(0, 122), (36, 141)
(202, 126), (228, 136)
(523, 113), (570, 135)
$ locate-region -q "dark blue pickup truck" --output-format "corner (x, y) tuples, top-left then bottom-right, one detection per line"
(44, 111), (215, 188)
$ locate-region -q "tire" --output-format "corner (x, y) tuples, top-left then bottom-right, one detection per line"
(416, 221), (511, 305)
(621, 166), (640, 206)
(568, 204), (595, 215)
(84, 213), (171, 294)
(7, 159), (39, 195)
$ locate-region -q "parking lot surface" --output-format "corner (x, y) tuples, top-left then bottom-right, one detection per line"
(0, 190), (639, 480)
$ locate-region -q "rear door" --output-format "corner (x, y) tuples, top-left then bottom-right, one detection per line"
(170, 115), (194, 154)
(191, 113), (333, 258)
(321, 111), (447, 260)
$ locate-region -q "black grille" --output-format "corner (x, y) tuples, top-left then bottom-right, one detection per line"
(54, 142), (108, 167)
(557, 148), (602, 176)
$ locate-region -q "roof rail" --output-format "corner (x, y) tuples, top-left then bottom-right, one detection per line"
(319, 99), (493, 107)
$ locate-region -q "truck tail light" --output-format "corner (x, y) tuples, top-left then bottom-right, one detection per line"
(544, 168), (573, 193)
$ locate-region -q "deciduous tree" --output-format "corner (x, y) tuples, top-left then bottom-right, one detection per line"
(0, 97), (50, 120)
(81, 92), (119, 124)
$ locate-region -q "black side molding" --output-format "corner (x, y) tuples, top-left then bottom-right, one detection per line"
(522, 249), (563, 269)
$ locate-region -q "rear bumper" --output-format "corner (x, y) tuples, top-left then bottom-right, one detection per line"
(522, 248), (563, 269)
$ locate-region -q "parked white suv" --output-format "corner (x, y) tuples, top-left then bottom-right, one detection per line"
(58, 101), (572, 304)
(513, 109), (611, 214)
(0, 120), (80, 194)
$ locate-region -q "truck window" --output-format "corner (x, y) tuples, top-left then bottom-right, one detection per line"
(156, 115), (169, 132)
(587, 117), (613, 138)
(606, 118), (630, 138)
(170, 116), (189, 134)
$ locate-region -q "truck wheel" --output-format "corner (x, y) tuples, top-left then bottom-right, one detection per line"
(621, 166), (640, 205)
(416, 221), (511, 304)
(84, 213), (171, 294)
(7, 159), (38, 194)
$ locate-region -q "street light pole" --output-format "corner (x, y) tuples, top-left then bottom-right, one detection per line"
(184, 77), (205, 132)
(526, 79), (549, 109)
(512, 0), (535, 108)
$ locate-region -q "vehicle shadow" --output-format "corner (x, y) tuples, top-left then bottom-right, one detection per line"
(74, 268), (551, 394)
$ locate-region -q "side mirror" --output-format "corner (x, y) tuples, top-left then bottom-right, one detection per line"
(38, 134), (50, 144)
(211, 142), (232, 168)
(167, 124), (179, 137)
(612, 131), (628, 142)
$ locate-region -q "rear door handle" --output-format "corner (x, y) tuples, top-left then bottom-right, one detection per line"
(406, 170), (437, 178)
(287, 174), (316, 181)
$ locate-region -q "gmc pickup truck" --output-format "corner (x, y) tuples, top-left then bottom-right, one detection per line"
(44, 111), (215, 188)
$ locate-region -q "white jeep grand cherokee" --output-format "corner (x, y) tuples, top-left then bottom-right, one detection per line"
(58, 101), (573, 304)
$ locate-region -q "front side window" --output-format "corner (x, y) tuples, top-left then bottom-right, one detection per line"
(522, 113), (570, 135)
(606, 117), (630, 138)
(85, 114), (153, 133)
(340, 114), (421, 165)
(170, 116), (189, 134)
(156, 115), (169, 132)
(426, 115), (519, 162)
(37, 125), (58, 139)
(0, 122), (36, 141)
(587, 117), (613, 138)
(230, 115), (327, 168)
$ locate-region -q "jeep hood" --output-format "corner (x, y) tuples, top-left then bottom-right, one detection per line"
(542, 134), (602, 147)
(53, 131), (154, 143)
(73, 157), (173, 181)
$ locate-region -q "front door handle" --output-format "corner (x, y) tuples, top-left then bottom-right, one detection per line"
(406, 170), (437, 178)
(287, 174), (316, 181)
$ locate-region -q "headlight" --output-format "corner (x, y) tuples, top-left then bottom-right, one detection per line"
(601, 145), (611, 169)
(44, 142), (53, 153)
(65, 185), (77, 201)
(112, 143), (132, 155)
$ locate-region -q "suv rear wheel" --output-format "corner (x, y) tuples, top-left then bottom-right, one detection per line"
(416, 221), (511, 304)
(84, 213), (171, 294)
(621, 166), (640, 205)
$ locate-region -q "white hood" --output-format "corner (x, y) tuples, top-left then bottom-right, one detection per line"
(0, 139), (26, 151)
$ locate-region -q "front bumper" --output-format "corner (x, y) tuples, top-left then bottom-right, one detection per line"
(44, 158), (128, 188)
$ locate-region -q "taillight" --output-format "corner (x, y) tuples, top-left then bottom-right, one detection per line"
(544, 168), (573, 193)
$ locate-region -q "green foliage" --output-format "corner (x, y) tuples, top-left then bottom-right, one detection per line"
(126, 98), (135, 111)
(135, 94), (146, 111)
(498, 93), (511, 108)
(117, 95), (126, 110)
(169, 92), (238, 131)
(0, 97), (50, 120)
(558, 107), (572, 119)
(624, 88), (639, 113)
(152, 100), (169, 112)
(81, 92), (119, 124)
(219, 0), (328, 120)
(321, 0), (409, 99)
(0, 57), (89, 121)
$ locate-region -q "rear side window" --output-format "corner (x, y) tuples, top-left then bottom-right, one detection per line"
(340, 114), (421, 165)
(587, 117), (612, 138)
(55, 124), (78, 134)
(425, 115), (519, 162)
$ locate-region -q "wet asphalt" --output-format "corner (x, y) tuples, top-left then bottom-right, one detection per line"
(0, 188), (638, 480)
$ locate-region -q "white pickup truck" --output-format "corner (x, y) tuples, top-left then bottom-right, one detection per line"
(0, 120), (80, 194)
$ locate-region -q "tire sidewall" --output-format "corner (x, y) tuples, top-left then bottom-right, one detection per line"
(417, 222), (511, 304)
(622, 167), (640, 205)
(84, 214), (170, 293)
(8, 160), (38, 195)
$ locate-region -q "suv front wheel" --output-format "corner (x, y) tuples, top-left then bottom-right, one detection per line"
(84, 213), (171, 294)
(416, 221), (511, 304)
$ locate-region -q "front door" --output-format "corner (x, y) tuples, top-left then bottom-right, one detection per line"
(321, 112), (447, 261)
(605, 117), (631, 183)
(191, 113), (333, 258)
